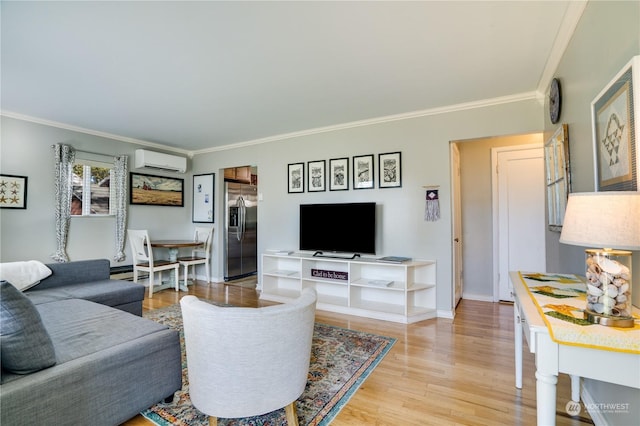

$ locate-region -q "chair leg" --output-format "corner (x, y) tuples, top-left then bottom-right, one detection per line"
(208, 416), (217, 426)
(148, 271), (154, 299)
(206, 262), (210, 284)
(174, 265), (179, 291)
(183, 265), (188, 287)
(284, 402), (298, 426)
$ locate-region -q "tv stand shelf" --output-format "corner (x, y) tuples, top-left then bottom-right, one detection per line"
(260, 253), (437, 324)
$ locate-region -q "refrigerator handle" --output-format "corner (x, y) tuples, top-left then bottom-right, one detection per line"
(239, 196), (246, 241)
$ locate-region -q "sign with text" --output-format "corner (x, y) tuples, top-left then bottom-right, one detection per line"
(311, 268), (348, 281)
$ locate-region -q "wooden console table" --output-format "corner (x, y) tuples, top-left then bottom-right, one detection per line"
(510, 271), (639, 425)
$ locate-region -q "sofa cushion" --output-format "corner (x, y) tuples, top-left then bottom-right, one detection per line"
(0, 261), (52, 291)
(26, 279), (145, 309)
(0, 282), (56, 375)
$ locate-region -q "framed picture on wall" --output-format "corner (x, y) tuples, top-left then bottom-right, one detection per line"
(287, 162), (304, 193)
(379, 151), (402, 188)
(0, 174), (28, 209)
(329, 157), (349, 191)
(192, 173), (215, 223)
(307, 160), (326, 192)
(353, 154), (374, 189)
(130, 172), (184, 206)
(591, 55), (639, 191)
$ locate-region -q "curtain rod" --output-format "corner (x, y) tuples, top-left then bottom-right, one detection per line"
(50, 144), (126, 158)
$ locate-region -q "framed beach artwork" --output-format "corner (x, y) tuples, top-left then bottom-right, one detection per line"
(329, 157), (349, 191)
(192, 173), (214, 223)
(379, 152), (402, 188)
(591, 55), (639, 191)
(288, 162), (304, 193)
(308, 160), (326, 192)
(0, 174), (28, 209)
(130, 172), (184, 206)
(353, 154), (374, 189)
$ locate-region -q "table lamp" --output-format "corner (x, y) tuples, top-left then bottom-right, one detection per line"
(559, 192), (640, 327)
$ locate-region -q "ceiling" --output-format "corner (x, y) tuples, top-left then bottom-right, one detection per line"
(1, 1), (584, 154)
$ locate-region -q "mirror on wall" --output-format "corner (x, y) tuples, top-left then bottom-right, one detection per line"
(545, 124), (570, 231)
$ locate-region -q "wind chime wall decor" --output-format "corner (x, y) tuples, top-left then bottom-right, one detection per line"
(423, 185), (440, 221)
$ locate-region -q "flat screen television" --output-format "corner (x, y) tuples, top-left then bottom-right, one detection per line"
(299, 202), (376, 255)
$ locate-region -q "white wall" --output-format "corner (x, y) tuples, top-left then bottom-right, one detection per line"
(542, 1), (639, 424)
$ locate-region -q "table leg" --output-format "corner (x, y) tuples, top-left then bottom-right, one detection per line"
(536, 333), (559, 426)
(515, 302), (523, 389)
(570, 375), (581, 402)
(163, 248), (188, 292)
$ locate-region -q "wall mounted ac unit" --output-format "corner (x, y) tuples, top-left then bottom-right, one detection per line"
(134, 149), (187, 173)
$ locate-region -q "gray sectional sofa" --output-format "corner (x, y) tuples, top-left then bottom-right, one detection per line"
(0, 259), (182, 426)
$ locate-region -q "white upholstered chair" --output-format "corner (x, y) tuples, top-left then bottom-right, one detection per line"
(127, 229), (179, 298)
(178, 226), (214, 284)
(180, 288), (317, 426)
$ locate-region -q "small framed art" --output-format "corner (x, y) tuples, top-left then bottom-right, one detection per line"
(308, 160), (326, 192)
(288, 162), (304, 193)
(192, 173), (215, 223)
(353, 154), (374, 189)
(0, 174), (28, 209)
(591, 55), (638, 191)
(379, 152), (402, 188)
(329, 157), (349, 191)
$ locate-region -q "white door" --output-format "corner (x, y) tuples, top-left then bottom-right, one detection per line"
(493, 146), (545, 302)
(451, 143), (463, 308)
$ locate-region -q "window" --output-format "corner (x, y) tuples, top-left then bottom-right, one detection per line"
(71, 161), (114, 216)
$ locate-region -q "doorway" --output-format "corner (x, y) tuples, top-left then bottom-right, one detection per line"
(452, 133), (544, 308)
(492, 145), (545, 301)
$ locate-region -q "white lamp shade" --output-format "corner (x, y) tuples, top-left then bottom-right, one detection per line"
(559, 192), (640, 250)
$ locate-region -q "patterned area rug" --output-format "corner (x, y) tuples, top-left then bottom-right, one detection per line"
(141, 303), (395, 426)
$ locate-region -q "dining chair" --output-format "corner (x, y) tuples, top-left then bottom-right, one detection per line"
(180, 287), (317, 425)
(127, 229), (179, 298)
(178, 226), (214, 284)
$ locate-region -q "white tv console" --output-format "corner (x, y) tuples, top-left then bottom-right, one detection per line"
(260, 253), (437, 324)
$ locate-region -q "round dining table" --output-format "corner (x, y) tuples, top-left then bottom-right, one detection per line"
(148, 240), (204, 291)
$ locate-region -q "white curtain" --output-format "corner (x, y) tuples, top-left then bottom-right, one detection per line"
(113, 155), (128, 261)
(51, 144), (75, 262)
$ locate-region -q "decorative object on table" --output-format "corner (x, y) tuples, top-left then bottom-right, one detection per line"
(544, 124), (570, 231)
(307, 159), (326, 192)
(141, 302), (395, 426)
(130, 172), (184, 207)
(287, 162), (304, 193)
(0, 174), (28, 209)
(378, 151), (402, 188)
(329, 157), (349, 191)
(549, 77), (562, 124)
(192, 173), (214, 223)
(423, 185), (440, 221)
(353, 154), (374, 189)
(559, 192), (640, 327)
(591, 55), (639, 191)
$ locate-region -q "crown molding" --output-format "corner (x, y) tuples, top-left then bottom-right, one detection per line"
(0, 110), (193, 157)
(536, 0), (588, 96)
(193, 91), (539, 155)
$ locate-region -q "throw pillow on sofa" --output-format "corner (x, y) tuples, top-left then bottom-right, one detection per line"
(0, 260), (52, 291)
(0, 281), (56, 375)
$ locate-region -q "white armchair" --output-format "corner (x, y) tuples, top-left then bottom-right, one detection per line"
(180, 288), (317, 426)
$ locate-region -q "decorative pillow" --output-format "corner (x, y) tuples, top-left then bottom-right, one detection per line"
(0, 281), (56, 374)
(0, 260), (52, 291)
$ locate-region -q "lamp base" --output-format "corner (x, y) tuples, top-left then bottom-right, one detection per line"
(584, 309), (634, 328)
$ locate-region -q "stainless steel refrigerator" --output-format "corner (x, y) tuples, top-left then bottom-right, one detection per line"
(224, 181), (258, 280)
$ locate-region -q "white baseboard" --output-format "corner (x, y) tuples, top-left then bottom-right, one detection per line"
(462, 293), (494, 302)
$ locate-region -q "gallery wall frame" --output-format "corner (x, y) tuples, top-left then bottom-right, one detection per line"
(308, 160), (326, 192)
(130, 172), (184, 207)
(192, 173), (215, 223)
(591, 55), (639, 191)
(353, 154), (374, 189)
(0, 174), (28, 209)
(329, 157), (349, 191)
(287, 162), (304, 193)
(545, 124), (570, 231)
(379, 151), (402, 188)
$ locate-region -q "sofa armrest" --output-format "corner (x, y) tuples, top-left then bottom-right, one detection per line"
(31, 259), (111, 290)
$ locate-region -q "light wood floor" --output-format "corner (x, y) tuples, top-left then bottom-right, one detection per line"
(123, 279), (593, 426)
